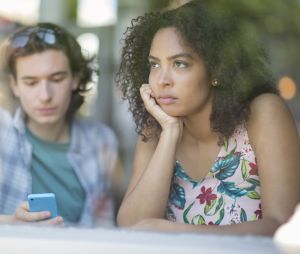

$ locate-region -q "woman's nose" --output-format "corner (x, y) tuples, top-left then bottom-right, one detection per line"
(157, 67), (173, 87)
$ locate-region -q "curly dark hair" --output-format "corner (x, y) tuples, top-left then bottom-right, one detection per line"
(5, 22), (97, 120)
(116, 0), (278, 142)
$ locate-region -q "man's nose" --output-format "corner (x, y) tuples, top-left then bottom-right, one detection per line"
(38, 81), (52, 101)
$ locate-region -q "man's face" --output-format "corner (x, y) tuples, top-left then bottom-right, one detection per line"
(11, 49), (78, 128)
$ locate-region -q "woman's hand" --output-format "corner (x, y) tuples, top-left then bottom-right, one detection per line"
(140, 84), (183, 140)
(14, 202), (64, 226)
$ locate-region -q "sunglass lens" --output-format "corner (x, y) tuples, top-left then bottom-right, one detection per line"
(11, 35), (30, 48)
(37, 30), (56, 44)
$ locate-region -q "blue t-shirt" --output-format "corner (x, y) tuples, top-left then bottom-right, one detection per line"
(25, 128), (86, 224)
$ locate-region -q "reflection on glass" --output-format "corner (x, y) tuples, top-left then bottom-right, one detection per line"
(278, 76), (297, 100)
(77, 0), (117, 27)
(77, 33), (100, 116)
(0, 0), (40, 24)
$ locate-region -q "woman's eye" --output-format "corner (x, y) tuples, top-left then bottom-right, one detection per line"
(149, 61), (160, 69)
(174, 61), (188, 68)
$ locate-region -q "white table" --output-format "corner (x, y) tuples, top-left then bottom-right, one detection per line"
(0, 225), (283, 254)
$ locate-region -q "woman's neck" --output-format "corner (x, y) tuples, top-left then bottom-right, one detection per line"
(183, 102), (218, 143)
(26, 119), (70, 143)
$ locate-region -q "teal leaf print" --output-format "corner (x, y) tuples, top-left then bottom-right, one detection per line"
(247, 190), (261, 199)
(215, 208), (225, 225)
(192, 214), (206, 225)
(183, 201), (195, 224)
(245, 184), (256, 191)
(212, 152), (241, 180)
(217, 181), (248, 198)
(170, 183), (186, 209)
(246, 178), (260, 186)
(240, 208), (247, 222)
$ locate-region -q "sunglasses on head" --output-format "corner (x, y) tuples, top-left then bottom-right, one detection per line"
(10, 27), (62, 49)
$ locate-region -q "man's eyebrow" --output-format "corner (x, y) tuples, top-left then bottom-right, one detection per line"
(21, 76), (37, 80)
(148, 53), (194, 61)
(50, 71), (68, 76)
(20, 71), (68, 80)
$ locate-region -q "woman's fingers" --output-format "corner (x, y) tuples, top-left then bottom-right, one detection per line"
(140, 84), (169, 119)
(140, 84), (182, 130)
(140, 84), (157, 110)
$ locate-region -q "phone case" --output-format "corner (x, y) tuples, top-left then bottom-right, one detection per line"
(28, 193), (58, 218)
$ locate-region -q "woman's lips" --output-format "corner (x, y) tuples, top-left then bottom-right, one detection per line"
(157, 96), (177, 104)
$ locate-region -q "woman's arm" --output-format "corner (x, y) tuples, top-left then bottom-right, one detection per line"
(131, 217), (280, 236)
(117, 84), (183, 227)
(248, 94), (300, 227)
(117, 129), (180, 227)
(129, 93), (300, 236)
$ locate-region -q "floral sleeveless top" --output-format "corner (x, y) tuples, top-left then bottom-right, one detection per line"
(166, 126), (262, 225)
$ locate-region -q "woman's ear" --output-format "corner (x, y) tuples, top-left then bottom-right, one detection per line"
(9, 74), (20, 98)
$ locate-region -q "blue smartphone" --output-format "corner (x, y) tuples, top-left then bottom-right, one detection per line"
(28, 193), (58, 219)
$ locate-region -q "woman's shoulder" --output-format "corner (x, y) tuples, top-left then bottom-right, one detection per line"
(249, 93), (287, 116)
(247, 93), (297, 147)
(247, 93), (293, 126)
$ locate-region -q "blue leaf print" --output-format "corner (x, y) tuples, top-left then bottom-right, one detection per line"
(240, 208), (247, 222)
(211, 152), (241, 180)
(246, 178), (260, 186)
(170, 183), (186, 209)
(175, 161), (200, 188)
(165, 206), (176, 222)
(217, 181), (248, 199)
(245, 184), (256, 191)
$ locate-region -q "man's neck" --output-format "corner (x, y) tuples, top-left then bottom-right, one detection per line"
(27, 120), (70, 143)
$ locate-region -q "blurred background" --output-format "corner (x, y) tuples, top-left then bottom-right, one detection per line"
(0, 0), (299, 209)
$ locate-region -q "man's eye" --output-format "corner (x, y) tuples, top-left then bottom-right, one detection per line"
(52, 78), (63, 83)
(174, 61), (188, 68)
(51, 75), (65, 83)
(25, 81), (37, 86)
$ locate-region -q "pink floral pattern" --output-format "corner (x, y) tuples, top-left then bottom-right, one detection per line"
(196, 186), (217, 206)
(166, 126), (262, 225)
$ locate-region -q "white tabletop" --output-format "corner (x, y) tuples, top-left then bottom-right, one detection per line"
(0, 225), (283, 254)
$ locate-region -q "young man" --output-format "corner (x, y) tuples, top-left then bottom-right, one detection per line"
(0, 23), (120, 227)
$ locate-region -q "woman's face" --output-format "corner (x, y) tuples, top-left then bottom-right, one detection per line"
(148, 27), (212, 117)
(10, 49), (78, 128)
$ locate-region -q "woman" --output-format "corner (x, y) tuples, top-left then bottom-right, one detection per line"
(0, 22), (119, 227)
(116, 0), (300, 235)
